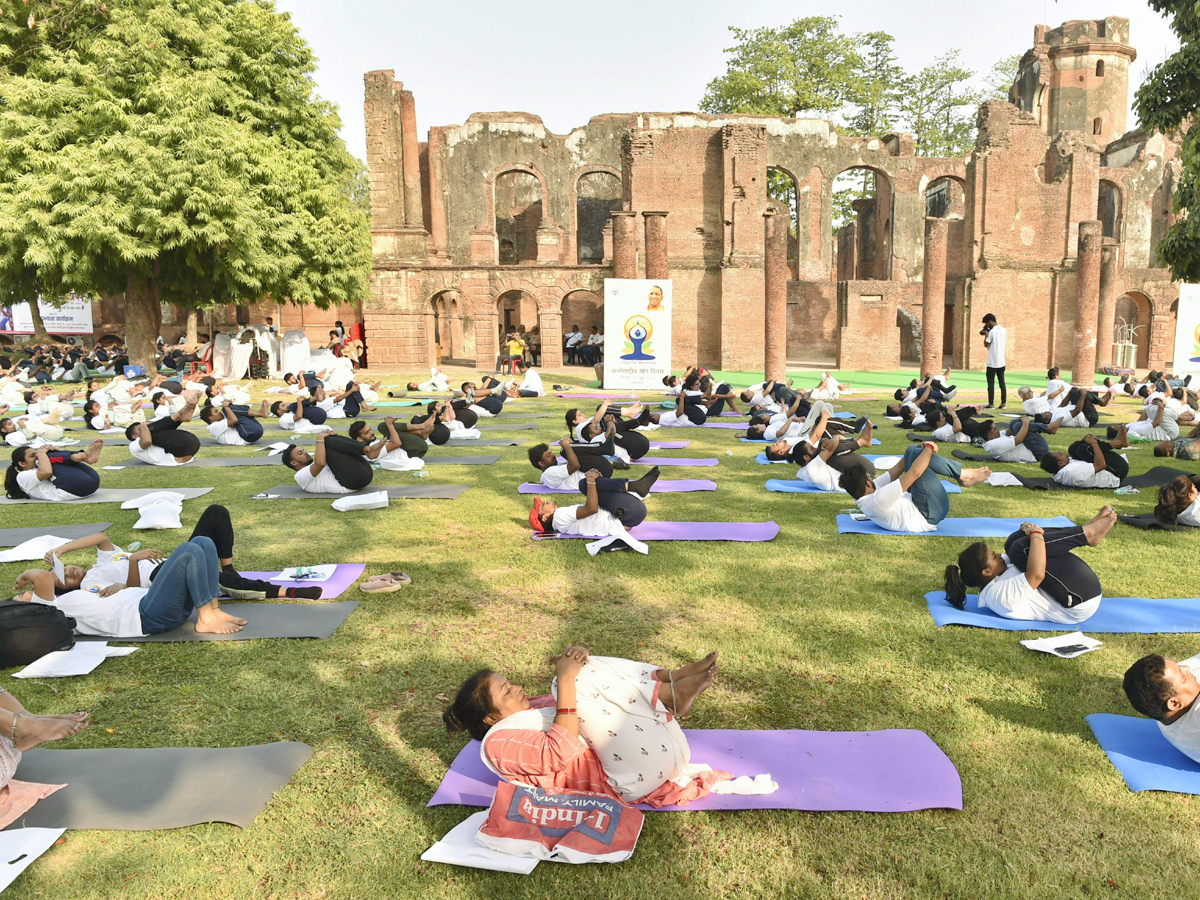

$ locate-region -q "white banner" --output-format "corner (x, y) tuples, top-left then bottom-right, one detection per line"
(2, 296), (94, 335)
(602, 279), (672, 390)
(1173, 283), (1200, 375)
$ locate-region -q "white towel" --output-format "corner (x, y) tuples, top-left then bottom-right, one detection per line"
(985, 471), (1024, 487)
(13, 642), (138, 679)
(421, 811), (538, 875)
(0, 535), (72, 563)
(331, 491), (389, 512)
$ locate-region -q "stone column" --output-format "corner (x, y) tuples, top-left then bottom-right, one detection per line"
(763, 210), (788, 382)
(398, 89), (423, 229)
(642, 211), (669, 280)
(920, 217), (948, 377)
(1073, 220), (1103, 383)
(427, 128), (450, 258)
(1096, 243), (1120, 371)
(611, 210), (638, 280)
(539, 310), (563, 368)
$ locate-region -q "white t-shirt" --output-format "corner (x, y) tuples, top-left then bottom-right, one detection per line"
(278, 412), (297, 430)
(931, 424), (969, 443)
(764, 419), (802, 442)
(81, 545), (157, 591)
(1022, 395), (1051, 416)
(799, 455), (841, 492)
(564, 331), (584, 348)
(1053, 460), (1120, 489)
(519, 368), (544, 396)
(854, 471), (936, 533)
(32, 586), (147, 638)
(206, 420), (247, 446)
(1159, 654), (1200, 763)
(550, 506), (626, 537)
(1178, 496), (1200, 528)
(977, 557), (1101, 624)
(540, 464), (583, 491)
(1046, 379), (1068, 407)
(1049, 406), (1088, 428)
(294, 463), (353, 494)
(984, 435), (1036, 464)
(129, 440), (182, 466)
(15, 468), (81, 502)
(985, 325), (1007, 368)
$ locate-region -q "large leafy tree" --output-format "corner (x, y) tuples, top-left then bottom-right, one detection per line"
(1135, 0), (1200, 280)
(895, 51), (983, 158)
(0, 0), (371, 365)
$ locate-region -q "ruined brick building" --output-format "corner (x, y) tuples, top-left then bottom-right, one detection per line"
(358, 15), (1181, 374)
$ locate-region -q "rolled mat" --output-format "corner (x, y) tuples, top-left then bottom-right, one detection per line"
(253, 484), (469, 500)
(236, 564), (366, 600)
(1118, 513), (1189, 531)
(951, 448), (997, 463)
(1086, 713), (1200, 794)
(0, 487), (214, 506)
(925, 590), (1200, 633)
(6, 743), (314, 829)
(518, 480), (717, 494)
(837, 514), (1076, 537)
(428, 728), (961, 812)
(1015, 466), (1194, 492)
(768, 478), (961, 495)
(0, 523), (113, 547)
(75, 601), (358, 642)
(533, 521), (780, 542)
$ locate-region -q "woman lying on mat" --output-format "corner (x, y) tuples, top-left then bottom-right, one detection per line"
(16, 535), (249, 635)
(567, 399), (654, 442)
(1155, 474), (1200, 527)
(943, 506), (1115, 623)
(4, 441), (103, 501)
(39, 505), (322, 601)
(0, 688), (88, 827)
(444, 646), (730, 807)
(1123, 653), (1200, 764)
(1153, 424), (1200, 459)
(283, 431), (373, 494)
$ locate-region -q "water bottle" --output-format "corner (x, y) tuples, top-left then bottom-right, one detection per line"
(412, 470), (429, 478)
(1114, 485), (1139, 495)
(127, 541), (141, 551)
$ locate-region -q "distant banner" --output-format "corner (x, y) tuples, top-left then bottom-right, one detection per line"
(1173, 283), (1200, 374)
(2, 296), (94, 335)
(603, 279), (672, 390)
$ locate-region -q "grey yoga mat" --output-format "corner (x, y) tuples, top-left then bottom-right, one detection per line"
(424, 455), (499, 465)
(253, 484), (470, 500)
(6, 743), (314, 830)
(0, 487), (215, 506)
(0, 523), (113, 546)
(478, 423), (537, 431)
(75, 601), (359, 642)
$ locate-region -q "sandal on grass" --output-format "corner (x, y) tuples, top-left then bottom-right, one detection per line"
(361, 578), (404, 594)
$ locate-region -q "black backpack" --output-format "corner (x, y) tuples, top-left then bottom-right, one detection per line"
(0, 601), (76, 667)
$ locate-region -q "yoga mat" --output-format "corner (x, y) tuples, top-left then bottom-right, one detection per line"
(649, 441), (691, 449)
(0, 487), (214, 506)
(1086, 714), (1200, 794)
(6, 743), (314, 829)
(518, 479), (717, 494)
(107, 457), (277, 468)
(743, 437), (881, 445)
(837, 515), (1076, 537)
(478, 423), (537, 431)
(75, 601), (358, 642)
(756, 453), (791, 464)
(704, 422), (757, 430)
(1015, 466), (1193, 492)
(951, 448), (997, 463)
(253, 484), (469, 500)
(555, 457), (718, 467)
(445, 439), (523, 447)
(1118, 513), (1188, 531)
(767, 478), (961, 494)
(428, 729), (961, 813)
(924, 591), (1200, 633)
(374, 401), (423, 407)
(0, 523), (113, 547)
(556, 393), (638, 399)
(237, 564), (366, 600)
(533, 521), (780, 542)
(424, 456), (500, 466)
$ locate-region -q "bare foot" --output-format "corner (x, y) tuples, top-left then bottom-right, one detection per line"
(82, 439), (104, 464)
(196, 606), (244, 634)
(666, 663), (718, 717)
(13, 712), (89, 751)
(662, 651), (718, 682)
(259, 399), (269, 417)
(1109, 423), (1129, 449)
(1083, 506), (1118, 546)
(210, 603), (247, 626)
(959, 467), (992, 486)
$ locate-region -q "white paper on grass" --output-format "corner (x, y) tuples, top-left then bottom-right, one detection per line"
(50, 554), (65, 587)
(0, 828), (66, 892)
(0, 536), (71, 564)
(871, 455), (902, 469)
(14, 642), (139, 679)
(986, 471), (1024, 487)
(1020, 633), (1103, 658)
(421, 811), (539, 875)
(272, 565), (337, 584)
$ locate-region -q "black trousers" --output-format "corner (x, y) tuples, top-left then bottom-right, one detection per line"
(412, 414), (451, 445)
(322, 435), (373, 491)
(986, 366), (1007, 406)
(577, 482), (647, 527)
(614, 429), (650, 460)
(151, 504), (278, 597)
(1068, 438), (1129, 480)
(1003, 526), (1101, 608)
(475, 395), (505, 415)
(448, 400), (479, 428)
(148, 414), (200, 459)
(567, 445), (614, 479)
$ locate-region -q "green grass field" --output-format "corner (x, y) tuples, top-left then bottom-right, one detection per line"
(3, 367), (1197, 900)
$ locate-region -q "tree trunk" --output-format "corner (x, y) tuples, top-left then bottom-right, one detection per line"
(26, 300), (51, 341)
(186, 309), (198, 344)
(125, 272), (163, 369)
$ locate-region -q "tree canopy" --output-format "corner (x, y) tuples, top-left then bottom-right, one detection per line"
(0, 0), (372, 363)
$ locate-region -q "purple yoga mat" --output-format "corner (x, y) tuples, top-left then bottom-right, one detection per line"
(557, 456), (717, 467)
(533, 521), (780, 541)
(428, 728), (962, 813)
(518, 479), (717, 494)
(699, 422), (749, 429)
(649, 441), (691, 449)
(235, 563), (365, 600)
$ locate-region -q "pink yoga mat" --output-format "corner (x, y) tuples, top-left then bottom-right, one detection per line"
(518, 479), (717, 494)
(532, 521), (779, 541)
(427, 728), (962, 812)
(235, 563), (365, 600)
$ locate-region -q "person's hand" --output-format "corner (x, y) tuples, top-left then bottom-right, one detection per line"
(222, 399), (232, 407)
(98, 584), (125, 598)
(14, 572), (30, 589)
(923, 441), (939, 454)
(385, 416), (394, 426)
(131, 548), (165, 563)
(820, 435), (839, 453)
(1019, 416), (1029, 425)
(557, 437), (569, 448)
(1084, 433), (1098, 444)
(555, 645), (589, 681)
(584, 469), (599, 481)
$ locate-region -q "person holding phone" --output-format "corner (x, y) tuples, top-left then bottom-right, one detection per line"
(981, 313), (1007, 409)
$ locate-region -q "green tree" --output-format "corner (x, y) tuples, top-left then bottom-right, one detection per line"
(896, 51), (983, 158)
(1135, 0), (1200, 280)
(0, 0), (371, 366)
(847, 31), (903, 137)
(985, 53), (1024, 101)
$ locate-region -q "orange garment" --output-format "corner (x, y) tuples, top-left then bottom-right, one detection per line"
(0, 780), (66, 829)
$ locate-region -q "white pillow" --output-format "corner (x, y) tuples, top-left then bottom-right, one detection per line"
(331, 491), (389, 512)
(120, 491), (186, 510)
(133, 501), (184, 530)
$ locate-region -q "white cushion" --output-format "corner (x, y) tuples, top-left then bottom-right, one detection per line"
(331, 491), (389, 512)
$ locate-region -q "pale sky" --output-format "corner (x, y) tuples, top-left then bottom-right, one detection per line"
(273, 0), (1179, 162)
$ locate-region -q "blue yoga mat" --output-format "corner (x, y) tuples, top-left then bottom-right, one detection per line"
(837, 515), (1075, 537)
(768, 479), (961, 495)
(1087, 713), (1200, 793)
(744, 438), (881, 445)
(926, 591), (1200, 633)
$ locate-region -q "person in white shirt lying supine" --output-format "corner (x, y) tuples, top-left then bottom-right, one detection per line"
(350, 416), (431, 471)
(1016, 385), (1052, 416)
(1038, 432), (1128, 488)
(1152, 473), (1200, 528)
(1126, 397), (1183, 442)
(4, 440), (104, 501)
(200, 399), (271, 445)
(1123, 650), (1200, 764)
(943, 505), (1114, 623)
(283, 431), (374, 494)
(125, 400), (201, 466)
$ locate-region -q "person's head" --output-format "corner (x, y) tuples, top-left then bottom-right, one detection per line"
(283, 445), (309, 470)
(763, 440), (792, 462)
(406, 381), (420, 391)
(746, 424), (766, 440)
(461, 382), (475, 394)
(1173, 387), (1185, 402)
(329, 331), (337, 339)
(426, 400), (445, 417)
(683, 372), (700, 391)
(565, 408), (584, 429)
(284, 373), (297, 385)
(1153, 440), (1175, 458)
(528, 496), (558, 532)
(840, 466), (873, 500)
(4, 447), (37, 499)
(647, 286), (663, 308)
(1124, 655), (1200, 722)
(124, 422), (141, 441)
(928, 409), (948, 429)
(527, 443), (556, 471)
(739, 389), (755, 404)
(662, 375), (678, 388)
(267, 317), (273, 325)
(154, 392), (172, 407)
(572, 324), (579, 332)
(1047, 367), (1060, 380)
(943, 542), (1002, 609)
(1155, 475), (1199, 525)
(1018, 386), (1033, 401)
(22, 390), (34, 405)
(1137, 385), (1151, 399)
(443, 669), (530, 741)
(1039, 451), (1068, 474)
(200, 376), (216, 388)
(199, 334), (210, 342)
(982, 314), (997, 326)
(335, 320), (343, 328)
(580, 421), (603, 441)
(983, 422), (1001, 442)
(791, 441), (818, 466)
(200, 405), (222, 424)
(885, 403), (903, 418)
(893, 388), (907, 401)
(0, 418), (12, 435)
(348, 421), (372, 442)
(270, 401), (286, 417)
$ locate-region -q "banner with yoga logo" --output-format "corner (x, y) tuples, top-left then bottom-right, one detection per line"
(1173, 283), (1200, 375)
(602, 279), (672, 390)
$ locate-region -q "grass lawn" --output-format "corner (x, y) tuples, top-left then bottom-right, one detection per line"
(3, 368), (1197, 899)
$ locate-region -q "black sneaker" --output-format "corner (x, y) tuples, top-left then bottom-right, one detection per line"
(612, 458), (630, 470)
(291, 586), (323, 600)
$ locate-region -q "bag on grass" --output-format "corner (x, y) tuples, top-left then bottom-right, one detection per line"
(0, 601), (76, 666)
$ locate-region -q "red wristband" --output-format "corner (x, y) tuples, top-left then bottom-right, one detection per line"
(555, 708), (577, 716)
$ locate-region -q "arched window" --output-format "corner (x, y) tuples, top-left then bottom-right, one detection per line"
(832, 167), (893, 281)
(575, 172), (621, 264)
(1093, 118), (1103, 136)
(1096, 60), (1105, 77)
(494, 171), (543, 264)
(1098, 180), (1122, 240)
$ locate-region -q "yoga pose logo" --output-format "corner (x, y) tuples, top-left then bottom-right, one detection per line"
(620, 315), (655, 361)
(1192, 321), (1200, 363)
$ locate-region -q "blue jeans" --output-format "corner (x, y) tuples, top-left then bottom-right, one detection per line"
(138, 537), (220, 634)
(1007, 418), (1049, 460)
(227, 406), (264, 443)
(901, 444), (962, 525)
